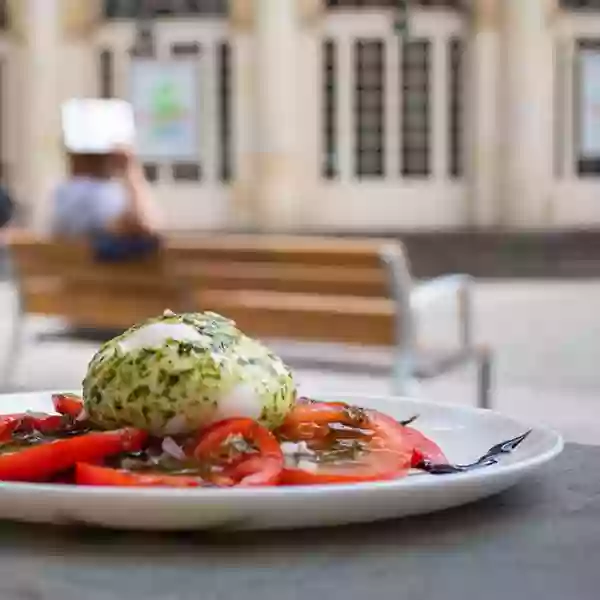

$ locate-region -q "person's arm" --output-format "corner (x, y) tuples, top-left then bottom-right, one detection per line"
(105, 147), (162, 236)
(120, 152), (162, 234)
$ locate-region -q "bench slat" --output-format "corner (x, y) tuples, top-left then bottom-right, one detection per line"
(198, 290), (397, 346)
(177, 261), (388, 297)
(169, 234), (395, 268)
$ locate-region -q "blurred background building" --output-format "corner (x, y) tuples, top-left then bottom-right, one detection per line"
(0, 0), (598, 233)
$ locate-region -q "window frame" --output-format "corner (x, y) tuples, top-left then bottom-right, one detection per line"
(103, 0), (228, 20)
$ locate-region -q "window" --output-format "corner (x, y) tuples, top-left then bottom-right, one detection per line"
(172, 163), (202, 181)
(326, 0), (463, 8)
(561, 0), (600, 9)
(0, 59), (6, 187)
(218, 42), (233, 182)
(448, 38), (464, 178)
(103, 0), (227, 18)
(130, 25), (156, 58)
(327, 0), (395, 7)
(0, 1), (8, 29)
(415, 0), (464, 6)
(401, 39), (431, 177)
(98, 50), (114, 98)
(574, 39), (600, 176)
(104, 0), (141, 18)
(143, 164), (160, 183)
(322, 40), (338, 179)
(169, 43), (203, 182)
(354, 40), (385, 178)
(171, 42), (202, 57)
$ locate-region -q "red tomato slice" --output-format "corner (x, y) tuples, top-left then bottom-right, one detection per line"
(0, 412), (72, 440)
(0, 428), (147, 482)
(0, 414), (63, 440)
(0, 415), (23, 442)
(52, 394), (84, 419)
(277, 402), (360, 441)
(23, 413), (71, 434)
(75, 463), (207, 488)
(280, 408), (413, 485)
(194, 418), (283, 487)
(402, 426), (448, 467)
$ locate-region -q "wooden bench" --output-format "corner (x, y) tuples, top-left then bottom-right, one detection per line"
(169, 235), (492, 408)
(5, 233), (492, 408)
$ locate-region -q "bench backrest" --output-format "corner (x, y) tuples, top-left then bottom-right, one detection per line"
(8, 233), (409, 346)
(169, 234), (400, 298)
(168, 234), (408, 347)
(9, 234), (182, 330)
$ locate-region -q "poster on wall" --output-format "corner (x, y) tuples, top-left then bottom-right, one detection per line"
(579, 48), (600, 158)
(129, 59), (199, 161)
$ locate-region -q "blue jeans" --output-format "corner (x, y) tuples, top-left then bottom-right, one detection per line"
(91, 233), (160, 262)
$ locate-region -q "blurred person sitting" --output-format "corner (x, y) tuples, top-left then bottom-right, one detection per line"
(51, 146), (162, 261)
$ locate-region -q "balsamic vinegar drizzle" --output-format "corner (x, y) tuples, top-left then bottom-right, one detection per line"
(416, 430), (532, 475)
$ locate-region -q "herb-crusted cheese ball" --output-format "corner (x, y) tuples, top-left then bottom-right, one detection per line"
(82, 311), (297, 435)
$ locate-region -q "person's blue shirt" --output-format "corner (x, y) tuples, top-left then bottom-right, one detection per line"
(52, 177), (128, 237)
(52, 177), (159, 261)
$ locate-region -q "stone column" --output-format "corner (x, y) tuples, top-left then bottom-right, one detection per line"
(469, 0), (502, 228)
(12, 0), (63, 232)
(229, 0), (256, 228)
(500, 0), (557, 228)
(61, 0), (103, 109)
(9, 0), (102, 231)
(252, 0), (303, 230)
(295, 0), (325, 228)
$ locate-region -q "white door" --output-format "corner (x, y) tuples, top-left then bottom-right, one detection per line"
(95, 14), (233, 231)
(315, 4), (468, 231)
(554, 6), (600, 226)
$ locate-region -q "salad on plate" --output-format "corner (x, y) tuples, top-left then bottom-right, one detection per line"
(0, 311), (529, 488)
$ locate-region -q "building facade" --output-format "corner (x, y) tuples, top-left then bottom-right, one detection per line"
(0, 0), (599, 232)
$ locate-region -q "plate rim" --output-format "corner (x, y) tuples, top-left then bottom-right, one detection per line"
(0, 390), (564, 500)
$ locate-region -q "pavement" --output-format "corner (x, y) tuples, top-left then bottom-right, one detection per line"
(0, 280), (598, 445)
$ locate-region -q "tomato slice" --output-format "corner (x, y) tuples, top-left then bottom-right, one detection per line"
(52, 394), (84, 419)
(26, 414), (67, 433)
(402, 426), (448, 467)
(194, 418), (283, 487)
(277, 402), (362, 441)
(280, 407), (413, 485)
(0, 412), (71, 442)
(75, 463), (207, 488)
(0, 415), (23, 442)
(0, 428), (147, 482)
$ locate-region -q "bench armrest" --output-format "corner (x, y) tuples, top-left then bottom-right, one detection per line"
(411, 274), (473, 349)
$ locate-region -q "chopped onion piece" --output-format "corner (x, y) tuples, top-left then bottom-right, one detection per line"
(280, 441), (310, 456)
(161, 437), (186, 461)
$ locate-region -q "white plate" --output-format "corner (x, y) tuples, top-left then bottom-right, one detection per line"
(0, 392), (562, 531)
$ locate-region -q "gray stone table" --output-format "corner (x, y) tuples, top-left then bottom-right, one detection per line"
(0, 443), (597, 600)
